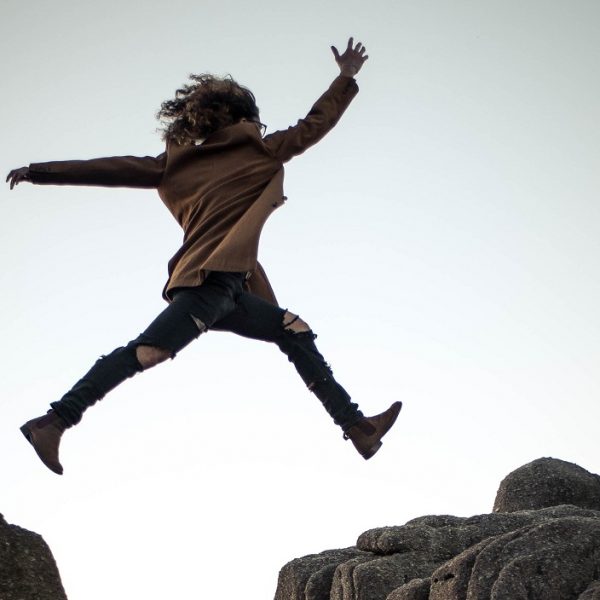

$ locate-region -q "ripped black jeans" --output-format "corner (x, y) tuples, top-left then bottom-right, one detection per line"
(51, 271), (363, 431)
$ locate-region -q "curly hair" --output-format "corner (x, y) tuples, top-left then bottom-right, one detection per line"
(157, 74), (260, 144)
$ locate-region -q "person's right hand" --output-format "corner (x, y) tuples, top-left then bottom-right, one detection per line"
(6, 167), (31, 190)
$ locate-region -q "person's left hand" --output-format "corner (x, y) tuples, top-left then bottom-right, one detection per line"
(331, 37), (369, 77)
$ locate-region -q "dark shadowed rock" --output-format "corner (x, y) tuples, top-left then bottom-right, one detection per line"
(274, 548), (370, 600)
(579, 581), (600, 599)
(0, 513), (67, 600)
(428, 535), (498, 600)
(386, 577), (430, 600)
(430, 516), (600, 600)
(330, 553), (441, 600)
(493, 457), (600, 513)
(304, 560), (357, 600)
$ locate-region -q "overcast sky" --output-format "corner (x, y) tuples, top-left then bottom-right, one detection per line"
(1, 1), (599, 599)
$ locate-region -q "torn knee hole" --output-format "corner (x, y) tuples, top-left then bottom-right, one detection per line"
(283, 311), (311, 334)
(135, 345), (171, 368)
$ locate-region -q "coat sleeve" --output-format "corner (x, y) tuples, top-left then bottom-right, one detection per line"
(28, 152), (167, 188)
(263, 75), (359, 164)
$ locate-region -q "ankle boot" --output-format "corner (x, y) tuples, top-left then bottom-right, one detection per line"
(343, 401), (402, 460)
(20, 410), (68, 475)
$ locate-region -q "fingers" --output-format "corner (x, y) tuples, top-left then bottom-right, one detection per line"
(6, 168), (29, 189)
(6, 170), (18, 190)
(331, 45), (340, 61)
(338, 37), (368, 57)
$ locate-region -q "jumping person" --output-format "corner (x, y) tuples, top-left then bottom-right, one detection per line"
(7, 38), (401, 475)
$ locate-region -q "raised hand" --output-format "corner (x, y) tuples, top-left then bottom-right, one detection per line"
(331, 37), (369, 78)
(6, 167), (31, 190)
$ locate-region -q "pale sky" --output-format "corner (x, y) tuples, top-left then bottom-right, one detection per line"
(1, 1), (599, 599)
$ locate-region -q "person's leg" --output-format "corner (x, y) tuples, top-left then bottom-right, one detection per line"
(21, 272), (245, 474)
(214, 292), (362, 429)
(51, 273), (244, 426)
(213, 292), (401, 458)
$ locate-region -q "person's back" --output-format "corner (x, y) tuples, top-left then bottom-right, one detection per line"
(160, 122), (279, 232)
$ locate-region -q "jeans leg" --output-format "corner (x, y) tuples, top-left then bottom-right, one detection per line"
(51, 272), (245, 426)
(214, 292), (363, 430)
(275, 329), (363, 430)
(51, 344), (144, 426)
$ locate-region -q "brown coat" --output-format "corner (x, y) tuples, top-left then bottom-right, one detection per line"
(28, 75), (359, 305)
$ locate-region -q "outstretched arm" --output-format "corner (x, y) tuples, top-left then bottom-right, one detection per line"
(6, 153), (167, 190)
(264, 38), (368, 163)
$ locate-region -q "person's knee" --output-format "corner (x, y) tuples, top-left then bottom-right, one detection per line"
(135, 345), (171, 369)
(282, 311), (312, 334)
(277, 311), (319, 363)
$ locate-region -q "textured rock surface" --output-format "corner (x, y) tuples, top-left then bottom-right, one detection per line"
(275, 458), (600, 600)
(493, 457), (600, 513)
(0, 513), (68, 600)
(358, 504), (599, 561)
(330, 552), (441, 600)
(430, 516), (600, 599)
(579, 581), (600, 599)
(386, 577), (430, 600)
(274, 548), (370, 600)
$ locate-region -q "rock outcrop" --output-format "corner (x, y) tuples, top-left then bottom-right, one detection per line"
(274, 458), (600, 600)
(0, 513), (67, 600)
(493, 457), (600, 513)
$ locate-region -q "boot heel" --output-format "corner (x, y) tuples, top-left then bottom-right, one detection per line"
(363, 440), (383, 460)
(345, 401), (401, 459)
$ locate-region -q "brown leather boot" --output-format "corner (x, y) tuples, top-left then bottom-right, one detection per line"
(20, 410), (68, 475)
(343, 401), (402, 460)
